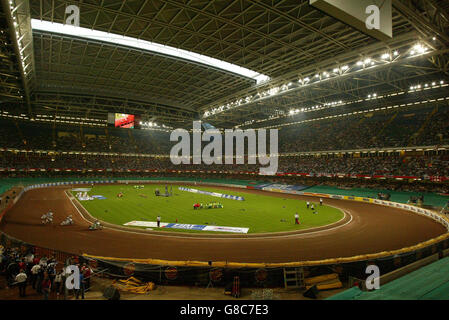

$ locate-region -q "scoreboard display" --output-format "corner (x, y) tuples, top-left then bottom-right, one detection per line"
(108, 113), (141, 129)
(115, 113), (135, 128)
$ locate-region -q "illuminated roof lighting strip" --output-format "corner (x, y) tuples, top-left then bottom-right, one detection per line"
(8, 0), (25, 96)
(31, 19), (269, 84)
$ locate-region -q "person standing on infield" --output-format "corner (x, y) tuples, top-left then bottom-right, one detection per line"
(295, 212), (300, 225)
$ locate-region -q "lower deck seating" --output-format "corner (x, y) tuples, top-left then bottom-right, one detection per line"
(328, 256), (449, 300)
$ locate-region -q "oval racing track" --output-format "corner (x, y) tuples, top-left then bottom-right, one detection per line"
(0, 185), (447, 263)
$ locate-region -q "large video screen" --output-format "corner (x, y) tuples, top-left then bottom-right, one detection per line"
(114, 113), (135, 128)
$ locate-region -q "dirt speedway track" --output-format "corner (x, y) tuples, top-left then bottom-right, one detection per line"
(0, 185), (447, 263)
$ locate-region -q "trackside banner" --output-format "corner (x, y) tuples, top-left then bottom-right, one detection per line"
(164, 223), (249, 234)
(372, 199), (449, 230)
(178, 187), (245, 201)
(23, 180), (115, 192)
(258, 183), (309, 192)
(123, 221), (249, 233)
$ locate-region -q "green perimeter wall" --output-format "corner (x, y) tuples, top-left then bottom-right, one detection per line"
(1, 176), (448, 207)
(306, 185), (449, 207)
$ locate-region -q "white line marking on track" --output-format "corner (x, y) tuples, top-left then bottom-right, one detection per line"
(65, 191), (95, 225)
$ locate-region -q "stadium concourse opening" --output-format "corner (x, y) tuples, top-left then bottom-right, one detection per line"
(0, 0), (449, 307)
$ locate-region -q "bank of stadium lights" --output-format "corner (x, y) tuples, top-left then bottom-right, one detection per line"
(141, 127), (172, 133)
(139, 121), (172, 132)
(8, 1), (29, 77)
(239, 81), (447, 128)
(289, 109), (300, 115)
(299, 77), (310, 84)
(140, 121), (170, 129)
(240, 119), (255, 127)
(203, 44), (431, 119)
(53, 115), (106, 123)
(259, 95), (449, 131)
(204, 95), (255, 117)
(410, 43), (427, 56)
(140, 121), (157, 127)
(206, 55), (385, 118)
(21, 114), (108, 127)
(333, 67), (349, 74)
(356, 57), (377, 67)
(380, 51), (399, 61)
(409, 80), (445, 92)
(289, 100), (344, 116)
(204, 60), (368, 118)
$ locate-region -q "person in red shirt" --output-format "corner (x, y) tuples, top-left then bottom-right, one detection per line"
(83, 265), (92, 291)
(18, 259), (26, 271)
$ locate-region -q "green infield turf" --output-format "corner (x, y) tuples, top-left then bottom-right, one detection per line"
(73, 184), (344, 234)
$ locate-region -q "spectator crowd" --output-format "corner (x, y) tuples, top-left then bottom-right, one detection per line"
(0, 105), (448, 193)
(0, 245), (92, 300)
(279, 106), (449, 152)
(1, 151), (448, 178)
(0, 105), (448, 155)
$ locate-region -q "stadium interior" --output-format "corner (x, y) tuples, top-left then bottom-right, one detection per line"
(0, 0), (449, 303)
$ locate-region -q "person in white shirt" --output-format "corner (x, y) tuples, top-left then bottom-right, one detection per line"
(54, 271), (63, 298)
(294, 212), (300, 225)
(320, 198), (323, 206)
(25, 253), (34, 264)
(15, 269), (27, 297)
(39, 257), (48, 268)
(157, 215), (161, 227)
(306, 202), (310, 209)
(30, 263), (41, 289)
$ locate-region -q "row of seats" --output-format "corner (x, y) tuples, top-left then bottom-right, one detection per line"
(0, 105), (448, 154)
(1, 152), (448, 178)
(0, 119), (170, 154)
(280, 105), (449, 152)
